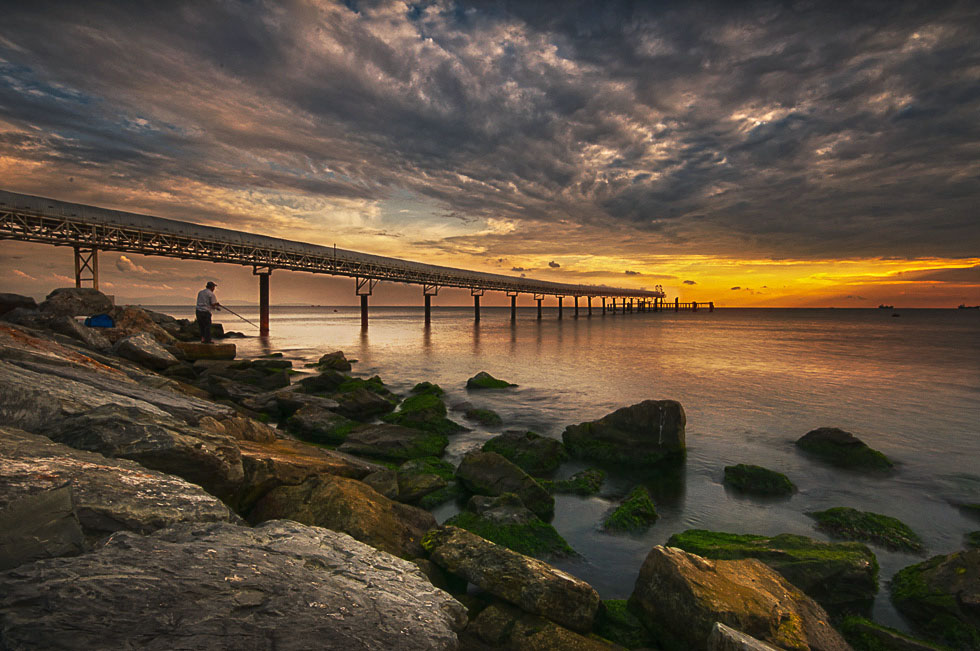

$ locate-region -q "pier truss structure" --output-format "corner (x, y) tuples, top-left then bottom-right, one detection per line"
(0, 189), (674, 334)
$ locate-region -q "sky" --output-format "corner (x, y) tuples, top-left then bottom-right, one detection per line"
(1, 0), (978, 307)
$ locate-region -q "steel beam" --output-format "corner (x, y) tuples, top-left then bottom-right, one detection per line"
(73, 246), (99, 290)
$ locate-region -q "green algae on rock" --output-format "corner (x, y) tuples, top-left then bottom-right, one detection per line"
(482, 430), (568, 476)
(667, 529), (879, 612)
(890, 549), (980, 650)
(456, 451), (554, 521)
(464, 407), (503, 427)
(563, 399), (685, 469)
(807, 507), (923, 552)
(382, 390), (464, 435)
(840, 616), (946, 651)
(541, 468), (606, 495)
(445, 495), (573, 558)
(968, 531), (980, 549)
(724, 463), (796, 496)
(594, 599), (656, 650)
(796, 427), (893, 470)
(603, 486), (658, 532)
(466, 371), (517, 389)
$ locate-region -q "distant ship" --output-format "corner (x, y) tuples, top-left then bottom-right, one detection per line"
(878, 304), (894, 309)
(958, 304), (980, 309)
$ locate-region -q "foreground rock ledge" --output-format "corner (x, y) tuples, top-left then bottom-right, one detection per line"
(0, 520), (467, 650)
(424, 525), (600, 633)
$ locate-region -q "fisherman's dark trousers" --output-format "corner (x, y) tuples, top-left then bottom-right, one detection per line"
(196, 310), (213, 343)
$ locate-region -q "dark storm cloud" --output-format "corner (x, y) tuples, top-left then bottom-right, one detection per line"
(0, 0), (977, 260)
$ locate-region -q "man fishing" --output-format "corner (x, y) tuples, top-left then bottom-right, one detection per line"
(195, 281), (221, 343)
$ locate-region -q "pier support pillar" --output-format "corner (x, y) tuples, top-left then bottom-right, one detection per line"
(675, 297), (679, 312)
(557, 296), (563, 320)
(574, 296), (579, 318)
(602, 297), (606, 315)
(355, 277), (378, 328)
(611, 298), (616, 314)
(472, 289), (484, 323)
(423, 284), (438, 326)
(508, 292), (518, 321)
(535, 294), (543, 320)
(709, 301), (714, 312)
(588, 296), (593, 317)
(73, 246), (99, 290)
(253, 266), (272, 337)
(693, 302), (698, 312)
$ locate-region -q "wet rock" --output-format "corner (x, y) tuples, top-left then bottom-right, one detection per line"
(235, 437), (381, 512)
(0, 485), (87, 571)
(807, 507), (924, 552)
(0, 426), (239, 540)
(456, 450), (554, 520)
(198, 415), (277, 443)
(563, 399), (686, 468)
(424, 525), (600, 633)
(708, 622), (783, 651)
(249, 474), (436, 559)
(383, 389), (464, 435)
(466, 371), (517, 389)
(363, 468), (400, 499)
(629, 545), (849, 651)
(668, 529), (879, 613)
(724, 463), (796, 496)
(483, 430), (569, 476)
(465, 407), (503, 426)
(112, 332), (179, 371)
(469, 602), (618, 650)
(339, 423), (449, 460)
(603, 486), (658, 532)
(0, 520), (467, 650)
(796, 427), (893, 470)
(890, 549), (980, 650)
(840, 616), (946, 651)
(174, 341), (236, 360)
(0, 293), (36, 317)
(446, 493), (574, 558)
(594, 599), (657, 650)
(397, 456), (453, 503)
(334, 386), (397, 420)
(296, 368), (349, 394)
(106, 305), (176, 345)
(542, 468), (606, 495)
(316, 349), (353, 371)
(40, 404), (245, 501)
(286, 402), (355, 444)
(47, 315), (112, 351)
(38, 287), (113, 317)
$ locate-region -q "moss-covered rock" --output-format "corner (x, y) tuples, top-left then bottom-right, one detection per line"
(314, 350), (352, 372)
(594, 599), (656, 650)
(445, 494), (573, 558)
(296, 369), (349, 394)
(332, 386), (397, 421)
(286, 404), (356, 445)
(418, 481), (467, 510)
(796, 428), (893, 470)
(890, 549), (980, 650)
(807, 507), (924, 552)
(563, 400), (685, 469)
(968, 531), (980, 549)
(482, 430), (568, 476)
(337, 375), (394, 398)
(840, 616), (946, 651)
(337, 423), (448, 461)
(541, 468), (605, 495)
(456, 451), (554, 521)
(603, 486), (658, 532)
(382, 391), (464, 435)
(724, 464), (796, 496)
(466, 371), (516, 389)
(410, 381), (443, 396)
(667, 529), (879, 612)
(465, 408), (502, 427)
(396, 456), (454, 503)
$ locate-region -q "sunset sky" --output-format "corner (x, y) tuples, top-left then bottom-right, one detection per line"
(1, 0), (978, 307)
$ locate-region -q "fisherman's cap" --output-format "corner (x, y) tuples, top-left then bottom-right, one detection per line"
(206, 281), (217, 288)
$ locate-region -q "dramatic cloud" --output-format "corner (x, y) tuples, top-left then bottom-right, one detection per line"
(115, 254), (151, 275)
(0, 1), (977, 306)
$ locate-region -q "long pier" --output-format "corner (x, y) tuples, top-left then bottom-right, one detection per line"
(0, 190), (713, 334)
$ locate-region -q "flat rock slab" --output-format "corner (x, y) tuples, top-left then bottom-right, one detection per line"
(0, 520), (467, 650)
(175, 341), (237, 360)
(424, 525), (600, 633)
(0, 426), (239, 540)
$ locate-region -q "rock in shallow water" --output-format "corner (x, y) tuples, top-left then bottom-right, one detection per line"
(0, 520), (467, 650)
(562, 399), (686, 468)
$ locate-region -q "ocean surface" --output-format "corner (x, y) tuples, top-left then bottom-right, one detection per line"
(159, 304), (979, 629)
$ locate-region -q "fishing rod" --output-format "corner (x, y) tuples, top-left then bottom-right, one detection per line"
(219, 305), (260, 330)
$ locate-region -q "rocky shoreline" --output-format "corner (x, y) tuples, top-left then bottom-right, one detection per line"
(1, 289), (977, 650)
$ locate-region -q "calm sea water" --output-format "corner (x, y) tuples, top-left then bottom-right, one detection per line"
(159, 304), (979, 628)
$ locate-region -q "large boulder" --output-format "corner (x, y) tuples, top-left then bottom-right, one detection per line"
(0, 485), (87, 571)
(316, 349), (353, 371)
(197, 415), (277, 444)
(46, 315), (112, 351)
(466, 371), (516, 389)
(0, 426), (239, 541)
(0, 520), (467, 650)
(339, 423), (449, 460)
(38, 287), (113, 317)
(397, 456), (454, 503)
(286, 402), (355, 444)
(424, 525), (600, 633)
(890, 549), (980, 650)
(112, 332), (179, 371)
(249, 474), (436, 559)
(333, 385), (397, 420)
(629, 545), (849, 651)
(0, 293), (36, 317)
(445, 493), (574, 558)
(468, 602), (618, 650)
(456, 450), (554, 520)
(40, 404), (245, 501)
(174, 341), (236, 360)
(667, 529), (879, 613)
(796, 427), (893, 470)
(483, 430), (569, 476)
(107, 305), (176, 345)
(563, 399), (686, 468)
